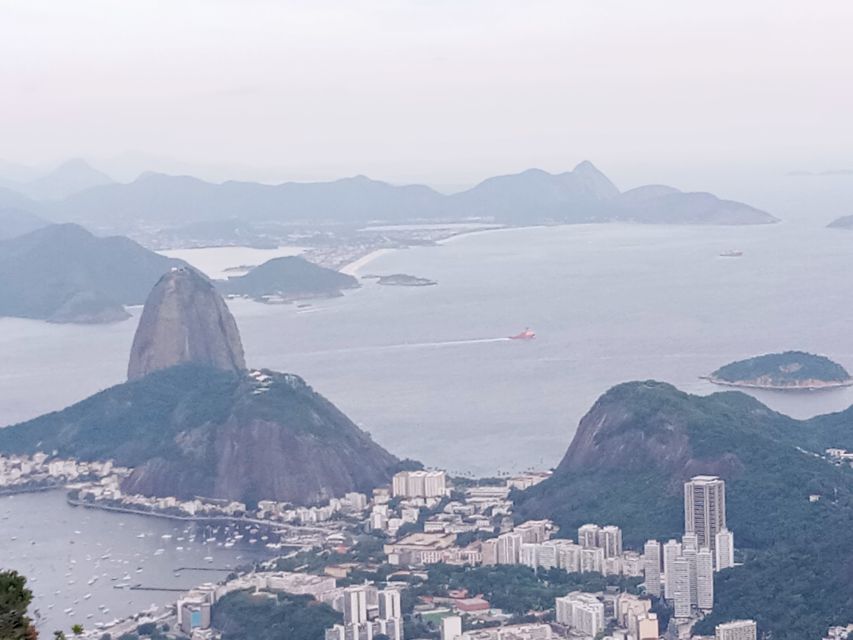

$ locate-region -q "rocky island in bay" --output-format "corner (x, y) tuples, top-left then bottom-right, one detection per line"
(704, 351), (853, 390)
(217, 255), (359, 303)
(364, 273), (438, 287)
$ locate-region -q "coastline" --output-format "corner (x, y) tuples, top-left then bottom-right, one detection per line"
(339, 248), (396, 276)
(701, 375), (853, 391)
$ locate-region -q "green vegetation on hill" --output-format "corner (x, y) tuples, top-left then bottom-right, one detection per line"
(405, 564), (641, 617)
(709, 351), (851, 387)
(212, 591), (340, 640)
(218, 256), (358, 300)
(514, 381), (853, 640)
(0, 364), (398, 505)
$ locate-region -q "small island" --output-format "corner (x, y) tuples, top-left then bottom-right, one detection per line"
(828, 215), (853, 230)
(705, 351), (853, 390)
(364, 273), (437, 287)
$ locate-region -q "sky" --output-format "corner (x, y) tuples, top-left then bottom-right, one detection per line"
(2, 0), (853, 193)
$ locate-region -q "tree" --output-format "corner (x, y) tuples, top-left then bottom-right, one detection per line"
(54, 633), (67, 640)
(0, 570), (37, 640)
(71, 624), (84, 636)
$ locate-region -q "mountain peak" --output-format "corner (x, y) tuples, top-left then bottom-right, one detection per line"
(127, 267), (246, 380)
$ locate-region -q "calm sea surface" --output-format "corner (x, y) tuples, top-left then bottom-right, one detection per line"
(3, 223), (853, 473)
(2, 222), (853, 626)
(0, 491), (269, 631)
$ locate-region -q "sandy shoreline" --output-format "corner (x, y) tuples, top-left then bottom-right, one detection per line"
(339, 248), (397, 275)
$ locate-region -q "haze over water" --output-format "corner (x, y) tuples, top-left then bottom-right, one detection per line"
(2, 221), (852, 476)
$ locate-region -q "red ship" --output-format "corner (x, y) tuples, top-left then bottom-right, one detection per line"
(509, 328), (536, 340)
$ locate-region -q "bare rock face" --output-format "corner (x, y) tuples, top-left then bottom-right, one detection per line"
(127, 267), (246, 380)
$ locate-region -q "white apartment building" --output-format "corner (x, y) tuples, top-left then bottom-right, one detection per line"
(715, 619), (758, 640)
(392, 470), (447, 498)
(555, 592), (605, 637)
(663, 539), (682, 600)
(671, 557), (692, 618)
(497, 532), (523, 565)
(696, 547), (714, 611)
(715, 528), (735, 571)
(578, 524), (601, 548)
(643, 540), (661, 598)
(600, 525), (623, 558)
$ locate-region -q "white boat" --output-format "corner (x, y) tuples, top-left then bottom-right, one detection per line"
(63, 607), (74, 614)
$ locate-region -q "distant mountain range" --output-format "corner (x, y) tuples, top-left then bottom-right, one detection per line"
(0, 159), (113, 201)
(0, 161), (777, 235)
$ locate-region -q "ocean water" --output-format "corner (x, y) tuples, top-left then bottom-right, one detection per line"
(0, 491), (269, 632)
(2, 221), (853, 625)
(1, 222), (853, 476)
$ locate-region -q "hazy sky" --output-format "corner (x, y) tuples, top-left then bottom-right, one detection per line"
(3, 0), (853, 190)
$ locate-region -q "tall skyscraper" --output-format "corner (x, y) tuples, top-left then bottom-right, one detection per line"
(662, 539), (682, 600)
(681, 545), (698, 608)
(684, 475), (726, 556)
(715, 620), (758, 640)
(671, 557), (692, 618)
(696, 548), (714, 611)
(715, 528), (735, 571)
(643, 540), (662, 598)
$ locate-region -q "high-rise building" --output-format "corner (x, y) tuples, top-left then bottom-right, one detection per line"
(600, 525), (623, 558)
(536, 542), (559, 570)
(481, 538), (498, 566)
(497, 532), (523, 565)
(682, 532), (698, 551)
(578, 524), (601, 549)
(643, 540), (662, 598)
(696, 547), (714, 611)
(555, 592), (604, 636)
(682, 545), (698, 607)
(521, 543), (538, 568)
(378, 589), (401, 620)
(515, 520), (550, 543)
(557, 542), (582, 573)
(715, 528), (735, 571)
(671, 557), (692, 618)
(715, 619), (758, 640)
(684, 475), (726, 556)
(662, 539), (682, 600)
(580, 547), (604, 573)
(392, 470), (447, 498)
(343, 586), (368, 624)
(441, 616), (463, 640)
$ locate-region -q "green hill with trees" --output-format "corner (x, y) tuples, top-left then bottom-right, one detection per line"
(514, 381), (853, 640)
